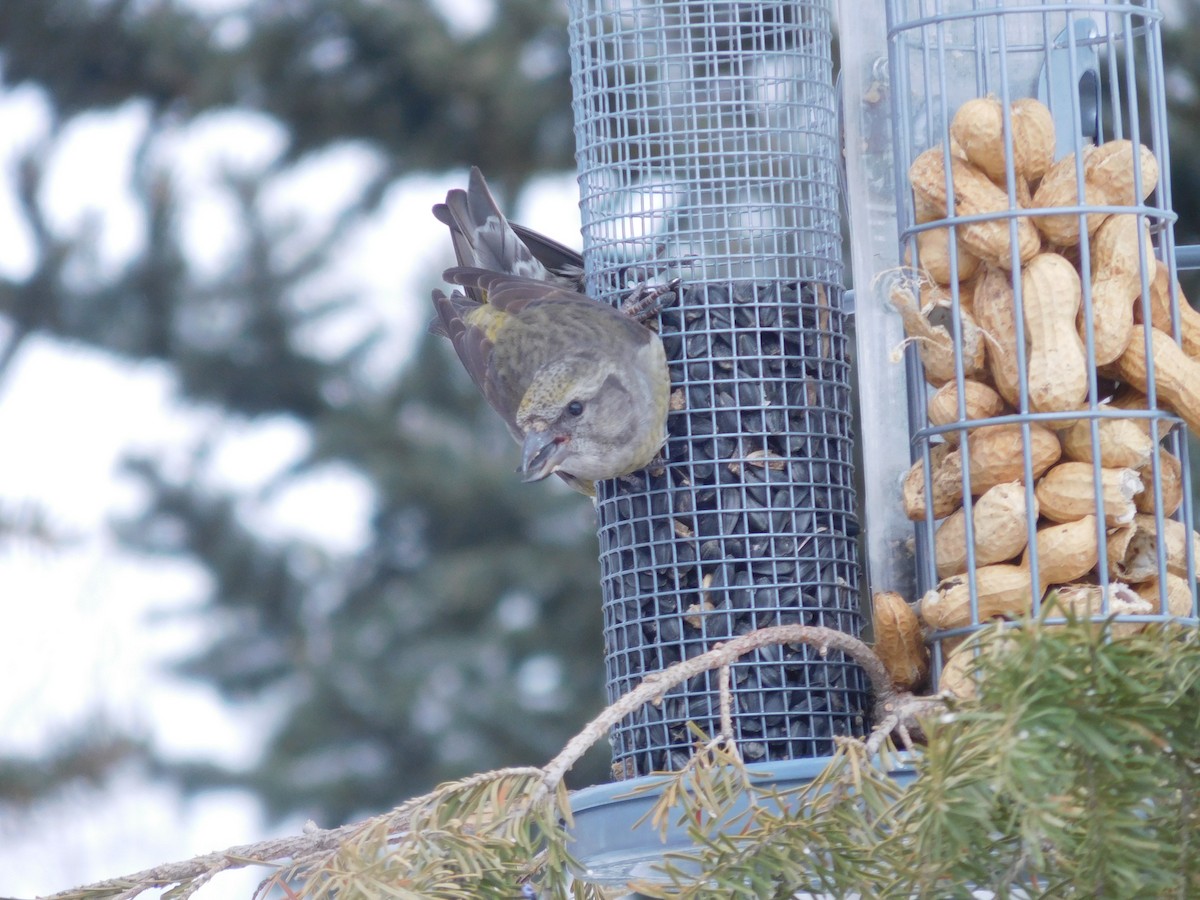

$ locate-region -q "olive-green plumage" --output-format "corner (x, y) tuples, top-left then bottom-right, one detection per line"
(429, 169), (670, 494)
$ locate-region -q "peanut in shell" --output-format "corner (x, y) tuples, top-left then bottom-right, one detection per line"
(937, 644), (982, 699)
(1059, 416), (1154, 470)
(1035, 461), (1143, 526)
(1047, 583), (1152, 637)
(908, 148), (1041, 269)
(1031, 140), (1158, 245)
(949, 96), (1055, 184)
(1023, 515), (1099, 588)
(919, 563), (1037, 631)
(964, 423), (1061, 495)
(906, 226), (981, 285)
(1143, 259), (1200, 360)
(1084, 213), (1150, 365)
(926, 380), (1007, 444)
(903, 443), (964, 521)
(935, 632), (1019, 699)
(1030, 147), (1105, 245)
(934, 481), (1033, 579)
(1111, 326), (1200, 435)
(1135, 448), (1183, 517)
(871, 591), (930, 691)
(1087, 139), (1159, 204)
(1104, 385), (1177, 439)
(973, 264), (1021, 406)
(1022, 253), (1088, 414)
(1132, 573), (1197, 620)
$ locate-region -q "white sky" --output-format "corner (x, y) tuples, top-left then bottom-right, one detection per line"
(0, 11), (581, 893)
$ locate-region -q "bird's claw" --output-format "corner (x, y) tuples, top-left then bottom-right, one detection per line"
(620, 277), (682, 323)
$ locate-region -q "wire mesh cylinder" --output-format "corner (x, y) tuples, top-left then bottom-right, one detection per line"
(567, 0), (867, 778)
(884, 0), (1198, 677)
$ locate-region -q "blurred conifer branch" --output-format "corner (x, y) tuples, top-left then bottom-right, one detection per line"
(0, 501), (80, 551)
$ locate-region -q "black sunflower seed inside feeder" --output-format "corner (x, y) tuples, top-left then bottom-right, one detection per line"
(596, 279), (868, 778)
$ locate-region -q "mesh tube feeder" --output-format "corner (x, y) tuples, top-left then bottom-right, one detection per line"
(569, 0), (867, 778)
(564, 0), (873, 884)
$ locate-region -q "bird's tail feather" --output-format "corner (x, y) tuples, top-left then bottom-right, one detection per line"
(437, 168), (550, 283)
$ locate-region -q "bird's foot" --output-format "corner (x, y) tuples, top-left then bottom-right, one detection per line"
(614, 471), (647, 492)
(619, 277), (682, 323)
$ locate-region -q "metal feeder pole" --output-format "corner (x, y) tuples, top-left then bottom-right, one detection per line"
(567, 0), (868, 780)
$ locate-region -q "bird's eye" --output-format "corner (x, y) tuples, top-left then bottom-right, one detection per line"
(567, 400), (584, 417)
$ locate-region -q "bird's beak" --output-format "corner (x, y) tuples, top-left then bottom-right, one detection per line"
(520, 430), (568, 482)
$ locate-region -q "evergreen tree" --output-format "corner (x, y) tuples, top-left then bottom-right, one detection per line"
(0, 0), (607, 824)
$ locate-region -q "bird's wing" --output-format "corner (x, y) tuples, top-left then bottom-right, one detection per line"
(442, 267), (581, 312)
(509, 221), (585, 287)
(444, 267), (658, 349)
(429, 287), (469, 339)
(430, 287), (522, 437)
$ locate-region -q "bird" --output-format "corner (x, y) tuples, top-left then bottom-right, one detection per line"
(429, 168), (670, 494)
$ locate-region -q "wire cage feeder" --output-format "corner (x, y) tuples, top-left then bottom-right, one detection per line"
(846, 0), (1199, 685)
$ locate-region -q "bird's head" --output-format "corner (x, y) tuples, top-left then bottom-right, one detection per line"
(516, 353), (667, 484)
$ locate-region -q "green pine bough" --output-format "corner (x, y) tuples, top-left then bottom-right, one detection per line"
(44, 615), (1198, 900)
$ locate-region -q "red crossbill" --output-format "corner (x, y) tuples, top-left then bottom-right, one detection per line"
(429, 169), (670, 493)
